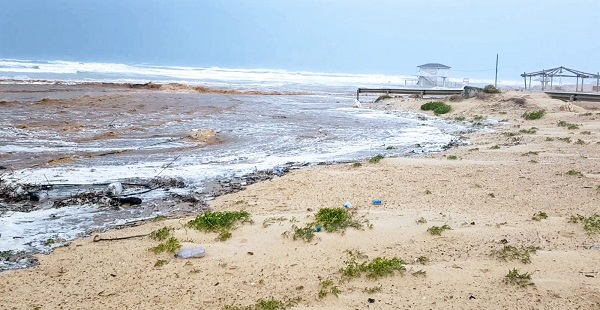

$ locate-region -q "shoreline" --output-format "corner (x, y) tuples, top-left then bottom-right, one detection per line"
(1, 90), (600, 309)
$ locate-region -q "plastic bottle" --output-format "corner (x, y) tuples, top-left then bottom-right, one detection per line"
(175, 247), (206, 259)
(344, 201), (352, 209)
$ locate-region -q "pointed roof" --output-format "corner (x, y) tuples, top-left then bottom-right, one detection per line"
(418, 63), (451, 69)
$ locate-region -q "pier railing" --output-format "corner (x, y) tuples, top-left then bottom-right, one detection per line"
(544, 91), (600, 102)
(357, 88), (463, 101)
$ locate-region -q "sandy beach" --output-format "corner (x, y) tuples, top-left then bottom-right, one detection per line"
(1, 90), (599, 309)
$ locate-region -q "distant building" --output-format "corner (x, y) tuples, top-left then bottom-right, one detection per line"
(417, 63), (451, 88)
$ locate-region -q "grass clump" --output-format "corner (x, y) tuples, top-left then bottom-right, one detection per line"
(519, 127), (538, 134)
(447, 94), (464, 102)
(569, 214), (600, 233)
(489, 145), (501, 149)
(415, 217), (427, 224)
(224, 298), (300, 310)
(532, 211), (548, 221)
(421, 101), (452, 115)
(368, 154), (384, 163)
(187, 211), (251, 241)
(454, 116), (466, 121)
(447, 155), (458, 160)
(473, 115), (486, 121)
(363, 285), (383, 294)
(557, 120), (579, 130)
(374, 94), (392, 102)
(340, 253), (406, 280)
(318, 279), (341, 299)
(351, 162), (362, 168)
(149, 226), (174, 241)
(483, 84), (501, 94)
(557, 137), (572, 143)
(149, 236), (182, 254)
(522, 110), (545, 120)
(491, 245), (540, 264)
(580, 130), (591, 135)
(284, 208), (369, 242)
(315, 207), (365, 232)
(565, 170), (583, 177)
(427, 224), (452, 236)
(154, 259), (168, 267)
(283, 224), (316, 242)
(504, 269), (534, 287)
(574, 139), (586, 145)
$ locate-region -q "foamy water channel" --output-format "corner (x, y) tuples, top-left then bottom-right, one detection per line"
(1, 88), (477, 270)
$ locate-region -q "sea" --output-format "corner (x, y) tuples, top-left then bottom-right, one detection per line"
(0, 59), (497, 270)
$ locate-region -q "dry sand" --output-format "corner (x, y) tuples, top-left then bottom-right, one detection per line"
(1, 91), (599, 309)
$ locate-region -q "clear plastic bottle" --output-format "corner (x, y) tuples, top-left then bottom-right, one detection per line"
(175, 247), (206, 258)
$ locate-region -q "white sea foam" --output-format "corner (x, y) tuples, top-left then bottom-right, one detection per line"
(0, 58), (523, 89)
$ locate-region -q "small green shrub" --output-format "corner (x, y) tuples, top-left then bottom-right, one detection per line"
(416, 217), (427, 224)
(315, 207), (365, 232)
(565, 170), (583, 177)
(187, 211), (251, 241)
(369, 154), (384, 163)
(154, 259), (168, 267)
(532, 211), (548, 221)
(427, 224), (452, 236)
(421, 101), (452, 115)
(187, 211), (251, 232)
(149, 237), (182, 254)
(318, 279), (341, 299)
(352, 162), (362, 168)
(224, 298), (300, 310)
(454, 116), (466, 121)
(483, 85), (501, 94)
(557, 120), (579, 130)
(557, 137), (572, 143)
(490, 145), (501, 149)
(504, 269), (534, 287)
(580, 131), (591, 135)
(574, 139), (586, 145)
(491, 245), (539, 264)
(340, 254), (406, 280)
(283, 224), (316, 242)
(149, 226), (174, 241)
(473, 115), (486, 121)
(522, 110), (545, 120)
(569, 214), (600, 233)
(447, 155), (458, 160)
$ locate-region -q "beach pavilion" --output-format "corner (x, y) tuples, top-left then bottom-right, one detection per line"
(521, 66), (600, 92)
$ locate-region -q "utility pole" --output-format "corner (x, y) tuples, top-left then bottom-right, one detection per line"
(494, 54), (499, 88)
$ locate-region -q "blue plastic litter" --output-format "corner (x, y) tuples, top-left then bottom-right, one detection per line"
(372, 199), (382, 205)
(316, 225), (322, 232)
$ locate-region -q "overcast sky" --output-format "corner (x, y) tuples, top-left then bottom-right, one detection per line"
(1, 0), (598, 79)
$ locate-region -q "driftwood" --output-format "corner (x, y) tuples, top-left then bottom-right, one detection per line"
(92, 233), (148, 242)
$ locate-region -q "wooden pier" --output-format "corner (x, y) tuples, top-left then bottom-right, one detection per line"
(356, 88), (463, 101)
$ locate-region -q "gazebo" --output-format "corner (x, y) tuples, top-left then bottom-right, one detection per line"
(521, 67), (600, 92)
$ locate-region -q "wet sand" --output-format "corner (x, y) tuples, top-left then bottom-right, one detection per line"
(1, 90), (600, 309)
